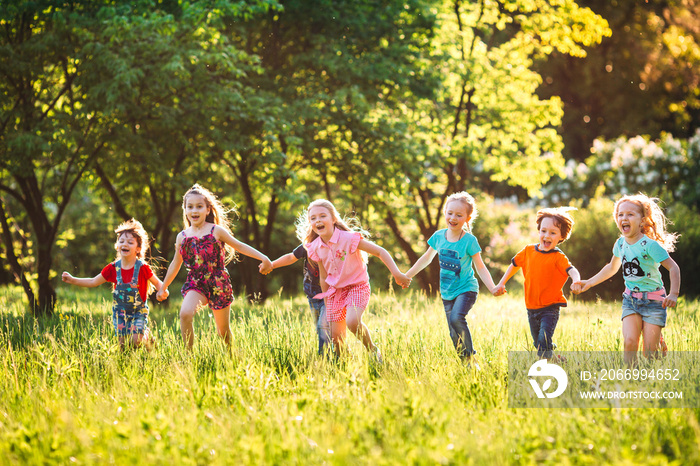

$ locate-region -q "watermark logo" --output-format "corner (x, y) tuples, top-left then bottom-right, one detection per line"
(528, 359), (568, 398)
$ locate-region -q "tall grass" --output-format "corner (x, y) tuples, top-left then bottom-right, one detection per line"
(0, 285), (698, 464)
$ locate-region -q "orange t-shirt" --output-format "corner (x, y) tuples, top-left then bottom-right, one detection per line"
(513, 244), (573, 310)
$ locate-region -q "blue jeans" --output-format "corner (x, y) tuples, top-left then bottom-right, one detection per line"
(308, 298), (331, 354)
(442, 291), (478, 359)
(527, 305), (560, 359)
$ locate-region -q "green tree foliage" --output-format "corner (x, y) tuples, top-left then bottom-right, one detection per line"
(537, 0), (700, 161)
(369, 0), (611, 291)
(0, 0), (278, 314)
(0, 1), (110, 315)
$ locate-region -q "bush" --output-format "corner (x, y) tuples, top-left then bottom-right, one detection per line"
(667, 203), (700, 298)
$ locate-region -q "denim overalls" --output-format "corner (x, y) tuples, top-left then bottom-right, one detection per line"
(112, 259), (149, 336)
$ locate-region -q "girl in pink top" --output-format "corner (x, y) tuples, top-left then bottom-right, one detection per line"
(299, 199), (411, 359)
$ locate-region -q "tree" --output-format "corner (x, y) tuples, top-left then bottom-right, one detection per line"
(0, 1), (110, 315)
(536, 0), (700, 161)
(369, 0), (612, 291)
(0, 0), (279, 314)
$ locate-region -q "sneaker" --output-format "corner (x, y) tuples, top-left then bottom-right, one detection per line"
(659, 334), (668, 357)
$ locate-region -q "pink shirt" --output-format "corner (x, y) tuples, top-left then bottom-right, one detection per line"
(306, 228), (369, 291)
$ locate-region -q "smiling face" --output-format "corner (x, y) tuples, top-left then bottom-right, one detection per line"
(538, 217), (563, 252)
(116, 232), (140, 260)
(308, 205), (334, 240)
(444, 200), (470, 234)
(615, 200), (644, 241)
(184, 193), (211, 228)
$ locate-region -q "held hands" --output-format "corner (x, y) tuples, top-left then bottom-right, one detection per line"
(492, 283), (507, 296)
(395, 273), (411, 289)
(259, 257), (273, 275)
(156, 287), (169, 301)
(571, 280), (588, 294)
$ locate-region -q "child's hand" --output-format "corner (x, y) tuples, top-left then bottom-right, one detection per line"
(571, 280), (591, 294)
(156, 288), (169, 301)
(259, 258), (273, 275)
(492, 284), (506, 296)
(61, 272), (74, 284)
(663, 293), (678, 308)
(395, 273), (411, 289)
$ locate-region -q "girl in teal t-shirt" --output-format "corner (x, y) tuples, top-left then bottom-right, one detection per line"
(407, 192), (502, 367)
(573, 194), (680, 365)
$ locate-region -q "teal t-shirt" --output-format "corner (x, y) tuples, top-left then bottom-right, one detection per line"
(612, 235), (669, 292)
(427, 229), (481, 300)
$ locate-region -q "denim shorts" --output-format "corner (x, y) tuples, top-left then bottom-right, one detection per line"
(621, 293), (667, 327)
(113, 311), (149, 336)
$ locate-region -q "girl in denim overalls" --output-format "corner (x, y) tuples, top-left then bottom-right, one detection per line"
(62, 219), (165, 349)
(573, 194), (681, 365)
(157, 184), (273, 349)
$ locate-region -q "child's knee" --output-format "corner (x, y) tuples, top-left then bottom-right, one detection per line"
(623, 335), (640, 350)
(179, 307), (195, 321)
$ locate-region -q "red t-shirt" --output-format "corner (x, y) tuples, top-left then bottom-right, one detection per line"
(101, 262), (154, 301)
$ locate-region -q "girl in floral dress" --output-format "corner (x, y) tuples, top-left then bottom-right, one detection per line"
(157, 184), (272, 349)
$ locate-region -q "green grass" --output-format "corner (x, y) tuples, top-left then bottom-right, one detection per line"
(0, 285), (699, 465)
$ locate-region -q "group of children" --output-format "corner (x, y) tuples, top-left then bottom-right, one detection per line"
(62, 184), (681, 365)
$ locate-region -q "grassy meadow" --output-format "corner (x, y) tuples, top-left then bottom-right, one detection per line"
(1, 284), (699, 465)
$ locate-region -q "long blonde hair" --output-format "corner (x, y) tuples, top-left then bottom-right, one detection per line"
(296, 199), (370, 262)
(182, 183), (237, 263)
(444, 192), (478, 232)
(614, 193), (678, 252)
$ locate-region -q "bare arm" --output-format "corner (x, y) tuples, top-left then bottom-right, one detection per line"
(61, 272), (107, 288)
(575, 256), (622, 293)
(358, 239), (411, 288)
(495, 263), (520, 295)
(472, 252), (498, 294)
(271, 253), (298, 270)
(567, 266), (581, 284)
(661, 256), (681, 308)
(215, 226), (273, 273)
(406, 246), (437, 279)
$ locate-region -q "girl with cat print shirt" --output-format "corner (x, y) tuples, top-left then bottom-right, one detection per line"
(573, 194), (680, 365)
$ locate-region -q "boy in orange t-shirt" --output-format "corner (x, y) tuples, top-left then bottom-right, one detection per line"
(495, 207), (580, 359)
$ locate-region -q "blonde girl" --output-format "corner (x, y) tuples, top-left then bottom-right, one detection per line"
(300, 199), (411, 359)
(157, 184), (273, 349)
(406, 192), (500, 367)
(62, 219), (164, 349)
(573, 194), (680, 364)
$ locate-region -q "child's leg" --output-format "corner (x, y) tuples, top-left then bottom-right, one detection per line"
(538, 306), (560, 359)
(211, 304), (233, 346)
(446, 292), (477, 359)
(330, 319), (347, 355)
(442, 299), (460, 350)
(345, 305), (376, 352)
(640, 322), (662, 358)
(622, 314), (643, 365)
(527, 310), (542, 355)
(180, 290), (208, 349)
(309, 298), (331, 355)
